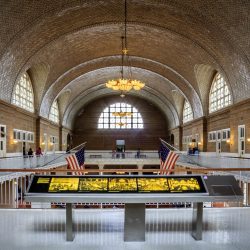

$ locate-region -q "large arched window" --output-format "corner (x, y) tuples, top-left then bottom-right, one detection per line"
(183, 100), (193, 123)
(98, 103), (143, 129)
(49, 100), (59, 124)
(209, 73), (232, 113)
(12, 72), (34, 112)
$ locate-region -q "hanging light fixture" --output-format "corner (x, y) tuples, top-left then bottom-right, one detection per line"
(105, 0), (145, 97)
(112, 111), (132, 117)
(116, 122), (126, 127)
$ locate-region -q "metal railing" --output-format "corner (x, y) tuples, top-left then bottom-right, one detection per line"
(1, 151), (250, 208)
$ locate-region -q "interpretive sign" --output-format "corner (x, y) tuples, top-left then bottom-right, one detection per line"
(28, 175), (208, 194)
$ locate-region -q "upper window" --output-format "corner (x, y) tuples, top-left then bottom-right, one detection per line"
(183, 100), (193, 123)
(12, 72), (34, 112)
(49, 101), (59, 124)
(98, 102), (143, 129)
(209, 73), (232, 113)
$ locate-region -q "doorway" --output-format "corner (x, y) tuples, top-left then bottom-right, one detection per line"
(238, 125), (245, 157)
(22, 141), (27, 156)
(216, 130), (221, 155)
(0, 125), (6, 157)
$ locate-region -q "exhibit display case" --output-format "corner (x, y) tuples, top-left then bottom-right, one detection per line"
(28, 175), (208, 194)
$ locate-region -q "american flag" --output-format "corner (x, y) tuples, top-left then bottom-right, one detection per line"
(159, 142), (179, 175)
(66, 147), (85, 175)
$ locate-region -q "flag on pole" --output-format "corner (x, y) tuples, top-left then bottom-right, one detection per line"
(159, 141), (179, 175)
(66, 147), (85, 175)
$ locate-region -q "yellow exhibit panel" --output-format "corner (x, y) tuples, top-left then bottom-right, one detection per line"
(168, 178), (201, 192)
(79, 178), (108, 192)
(37, 178), (50, 184)
(109, 178), (137, 191)
(49, 178), (79, 192)
(138, 178), (169, 192)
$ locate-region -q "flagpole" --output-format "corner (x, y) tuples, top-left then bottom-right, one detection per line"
(159, 138), (201, 167)
(38, 141), (87, 168)
(160, 138), (180, 152)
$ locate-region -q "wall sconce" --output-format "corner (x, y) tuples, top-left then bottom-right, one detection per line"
(226, 139), (230, 144)
(198, 142), (202, 146)
(13, 139), (18, 144)
(247, 138), (250, 143)
(50, 142), (54, 146)
(41, 141), (45, 145)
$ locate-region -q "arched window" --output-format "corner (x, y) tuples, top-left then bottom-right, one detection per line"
(183, 100), (193, 123)
(98, 103), (143, 129)
(12, 72), (34, 112)
(49, 100), (59, 124)
(209, 73), (232, 113)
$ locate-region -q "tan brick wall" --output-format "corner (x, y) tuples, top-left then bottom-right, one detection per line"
(73, 96), (168, 150)
(0, 100), (65, 154)
(182, 117), (205, 152)
(40, 118), (60, 152)
(170, 98), (250, 154)
(0, 100), (36, 154)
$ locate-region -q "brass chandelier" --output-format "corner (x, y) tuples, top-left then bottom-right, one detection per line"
(116, 122), (126, 127)
(105, 0), (145, 97)
(112, 111), (132, 117)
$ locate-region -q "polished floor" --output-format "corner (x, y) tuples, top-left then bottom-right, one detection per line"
(0, 207), (249, 250)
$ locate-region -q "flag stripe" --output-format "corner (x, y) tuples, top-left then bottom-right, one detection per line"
(66, 148), (85, 175)
(159, 141), (179, 175)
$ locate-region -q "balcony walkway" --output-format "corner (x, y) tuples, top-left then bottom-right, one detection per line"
(0, 207), (249, 250)
(0, 151), (250, 181)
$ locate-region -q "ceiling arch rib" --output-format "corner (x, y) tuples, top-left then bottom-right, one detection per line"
(0, 1), (249, 107)
(1, 22), (237, 107)
(40, 56), (203, 120)
(63, 87), (178, 130)
(41, 65), (198, 128)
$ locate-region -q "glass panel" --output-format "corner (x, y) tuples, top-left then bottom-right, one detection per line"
(49, 101), (59, 123)
(12, 72), (34, 112)
(209, 73), (232, 113)
(97, 102), (143, 130)
(241, 141), (245, 151)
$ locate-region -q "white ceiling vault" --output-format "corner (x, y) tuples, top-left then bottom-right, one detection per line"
(0, 0), (249, 129)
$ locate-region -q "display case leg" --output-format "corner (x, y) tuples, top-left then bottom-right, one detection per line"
(192, 202), (203, 240)
(66, 203), (74, 241)
(124, 203), (145, 241)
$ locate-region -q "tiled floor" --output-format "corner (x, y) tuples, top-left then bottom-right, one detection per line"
(0, 207), (249, 250)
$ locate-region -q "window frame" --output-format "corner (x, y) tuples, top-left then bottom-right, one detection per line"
(183, 100), (193, 123)
(49, 101), (59, 124)
(98, 102), (144, 130)
(13, 129), (34, 143)
(209, 73), (232, 113)
(12, 72), (34, 112)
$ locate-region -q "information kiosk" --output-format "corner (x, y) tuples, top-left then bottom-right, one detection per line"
(25, 175), (243, 242)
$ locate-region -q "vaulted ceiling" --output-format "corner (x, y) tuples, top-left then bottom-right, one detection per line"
(0, 0), (249, 129)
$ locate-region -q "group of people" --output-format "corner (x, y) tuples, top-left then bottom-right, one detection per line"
(26, 147), (43, 157)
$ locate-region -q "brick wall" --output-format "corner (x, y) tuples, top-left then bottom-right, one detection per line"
(0, 100), (36, 154)
(170, 98), (250, 154)
(0, 100), (66, 155)
(73, 96), (168, 150)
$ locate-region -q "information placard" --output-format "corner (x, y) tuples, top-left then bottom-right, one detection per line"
(28, 175), (208, 194)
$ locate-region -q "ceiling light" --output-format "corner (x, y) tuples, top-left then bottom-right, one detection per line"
(105, 0), (145, 96)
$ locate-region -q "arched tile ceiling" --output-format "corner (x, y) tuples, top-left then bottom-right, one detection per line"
(0, 0), (249, 129)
